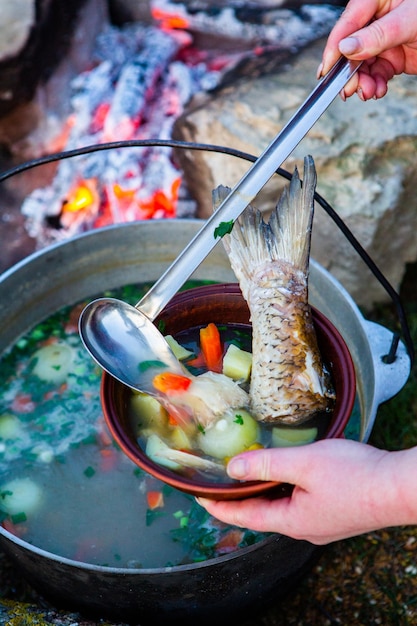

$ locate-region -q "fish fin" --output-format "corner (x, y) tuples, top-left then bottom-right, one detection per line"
(212, 185), (267, 296)
(211, 155), (316, 289)
(212, 185), (230, 210)
(268, 155), (317, 272)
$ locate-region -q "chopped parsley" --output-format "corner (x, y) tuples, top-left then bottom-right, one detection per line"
(214, 220), (234, 239)
(11, 512), (27, 524)
(138, 360), (166, 372)
(146, 508), (165, 526)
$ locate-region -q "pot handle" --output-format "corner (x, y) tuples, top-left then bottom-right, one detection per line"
(363, 320), (411, 405)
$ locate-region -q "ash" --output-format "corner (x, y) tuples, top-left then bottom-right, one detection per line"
(155, 0), (343, 48)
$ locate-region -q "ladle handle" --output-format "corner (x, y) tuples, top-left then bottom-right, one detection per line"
(137, 56), (362, 320)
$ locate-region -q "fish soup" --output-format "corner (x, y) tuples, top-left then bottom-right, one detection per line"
(0, 283), (269, 568)
(129, 320), (333, 484)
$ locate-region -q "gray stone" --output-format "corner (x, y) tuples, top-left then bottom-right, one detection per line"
(0, 0), (108, 150)
(173, 38), (417, 307)
(0, 1), (35, 61)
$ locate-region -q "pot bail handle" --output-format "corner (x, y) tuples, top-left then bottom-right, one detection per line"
(363, 320), (411, 405)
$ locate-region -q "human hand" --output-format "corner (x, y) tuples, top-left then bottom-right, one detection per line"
(319, 0), (417, 100)
(197, 439), (410, 545)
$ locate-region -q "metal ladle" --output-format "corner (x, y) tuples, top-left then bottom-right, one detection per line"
(79, 56), (362, 394)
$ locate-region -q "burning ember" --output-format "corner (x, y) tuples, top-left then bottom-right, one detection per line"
(20, 0), (342, 248)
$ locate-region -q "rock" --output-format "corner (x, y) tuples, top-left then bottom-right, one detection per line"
(173, 38), (417, 308)
(0, 1), (34, 61)
(0, 0), (108, 154)
(0, 0), (92, 118)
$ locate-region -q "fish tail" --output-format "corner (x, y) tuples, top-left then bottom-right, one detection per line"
(269, 155), (316, 273)
(212, 156), (317, 294)
(212, 187), (274, 301)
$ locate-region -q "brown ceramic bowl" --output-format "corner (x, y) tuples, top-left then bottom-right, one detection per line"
(101, 283), (356, 500)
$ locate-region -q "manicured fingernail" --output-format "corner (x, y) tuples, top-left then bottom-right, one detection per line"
(357, 87), (365, 101)
(227, 457), (248, 478)
(316, 62), (323, 79)
(339, 36), (360, 56)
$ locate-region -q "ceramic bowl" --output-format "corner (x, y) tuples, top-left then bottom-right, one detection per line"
(101, 283), (356, 500)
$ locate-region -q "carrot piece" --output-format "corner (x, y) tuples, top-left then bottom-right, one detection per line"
(147, 490), (164, 510)
(200, 323), (223, 372)
(152, 372), (192, 394)
(99, 448), (118, 471)
(2, 518), (25, 537)
(185, 352), (206, 368)
(97, 421), (114, 447)
(216, 529), (245, 554)
(11, 393), (35, 414)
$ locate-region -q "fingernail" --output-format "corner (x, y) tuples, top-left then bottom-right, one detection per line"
(340, 89), (346, 102)
(357, 87), (365, 101)
(316, 62), (323, 79)
(227, 457), (248, 479)
(339, 36), (361, 56)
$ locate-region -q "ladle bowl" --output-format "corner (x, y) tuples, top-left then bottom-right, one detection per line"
(79, 297), (187, 396)
(101, 283), (357, 500)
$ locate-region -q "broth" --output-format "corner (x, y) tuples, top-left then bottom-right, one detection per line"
(0, 283), (269, 568)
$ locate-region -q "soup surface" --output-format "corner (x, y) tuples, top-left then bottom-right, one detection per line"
(0, 283), (269, 568)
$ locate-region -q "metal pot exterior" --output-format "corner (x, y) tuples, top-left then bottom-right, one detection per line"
(1, 532), (320, 624)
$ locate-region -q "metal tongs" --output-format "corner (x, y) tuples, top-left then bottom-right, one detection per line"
(138, 56), (362, 320)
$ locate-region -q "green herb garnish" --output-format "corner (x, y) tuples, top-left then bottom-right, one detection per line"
(214, 220), (234, 238)
(83, 466), (96, 478)
(146, 509), (165, 526)
(157, 320), (166, 334)
(11, 511), (27, 524)
(138, 360), (166, 372)
(179, 515), (189, 528)
(234, 414), (244, 425)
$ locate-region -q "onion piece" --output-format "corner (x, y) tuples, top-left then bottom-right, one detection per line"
(146, 434), (225, 473)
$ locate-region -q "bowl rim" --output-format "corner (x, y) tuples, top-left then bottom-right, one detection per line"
(101, 283), (356, 500)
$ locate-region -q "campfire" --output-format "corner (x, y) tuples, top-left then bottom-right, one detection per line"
(4, 0), (344, 248)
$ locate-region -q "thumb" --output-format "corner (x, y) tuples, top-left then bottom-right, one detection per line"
(226, 445), (313, 485)
(339, 10), (415, 59)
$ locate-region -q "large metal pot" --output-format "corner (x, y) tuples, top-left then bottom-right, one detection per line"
(0, 220), (410, 625)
